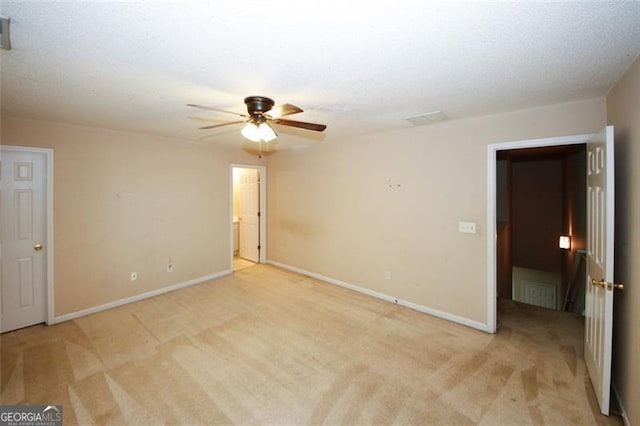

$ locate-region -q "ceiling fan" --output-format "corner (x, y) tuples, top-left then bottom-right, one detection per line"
(188, 96), (326, 146)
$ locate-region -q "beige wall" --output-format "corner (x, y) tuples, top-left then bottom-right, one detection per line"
(267, 98), (606, 325)
(607, 56), (640, 425)
(1, 116), (261, 316)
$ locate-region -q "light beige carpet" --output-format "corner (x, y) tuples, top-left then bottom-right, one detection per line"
(0, 265), (622, 425)
(233, 257), (257, 271)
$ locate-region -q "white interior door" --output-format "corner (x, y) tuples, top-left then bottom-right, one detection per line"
(1, 149), (48, 333)
(584, 125), (616, 415)
(238, 169), (259, 262)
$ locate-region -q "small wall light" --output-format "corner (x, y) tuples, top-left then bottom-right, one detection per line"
(559, 235), (571, 250)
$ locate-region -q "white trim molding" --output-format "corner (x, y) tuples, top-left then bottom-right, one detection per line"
(53, 269), (232, 324)
(268, 260), (490, 333)
(486, 133), (594, 333)
(0, 145), (55, 325)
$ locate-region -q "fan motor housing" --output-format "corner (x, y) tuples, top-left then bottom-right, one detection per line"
(244, 96), (274, 116)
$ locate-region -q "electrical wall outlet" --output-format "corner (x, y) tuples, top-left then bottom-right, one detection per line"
(130, 272), (138, 281)
(167, 263), (173, 273)
(385, 271), (392, 280)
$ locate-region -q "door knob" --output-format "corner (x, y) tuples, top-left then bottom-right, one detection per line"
(591, 278), (624, 291)
(34, 244), (43, 251)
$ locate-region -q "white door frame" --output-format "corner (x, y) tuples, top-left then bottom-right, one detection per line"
(229, 164), (267, 269)
(1, 145), (55, 326)
(486, 133), (593, 333)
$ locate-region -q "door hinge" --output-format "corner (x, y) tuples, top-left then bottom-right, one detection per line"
(257, 211), (261, 217)
(257, 245), (261, 250)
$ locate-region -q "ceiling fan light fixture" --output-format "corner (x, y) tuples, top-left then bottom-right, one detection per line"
(258, 122), (277, 142)
(190, 96), (326, 151)
(242, 121), (277, 143)
(241, 122), (260, 142)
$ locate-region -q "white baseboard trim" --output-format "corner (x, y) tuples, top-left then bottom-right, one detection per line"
(53, 269), (233, 324)
(612, 382), (630, 426)
(267, 260), (490, 333)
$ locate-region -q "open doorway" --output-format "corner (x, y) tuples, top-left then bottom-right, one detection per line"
(496, 144), (587, 313)
(488, 129), (619, 416)
(230, 165), (267, 271)
(487, 133), (594, 332)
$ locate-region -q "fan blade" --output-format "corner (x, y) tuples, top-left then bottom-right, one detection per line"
(199, 120), (246, 130)
(189, 116), (222, 123)
(198, 128), (239, 140)
(266, 103), (303, 119)
(272, 118), (326, 132)
(187, 104), (247, 118)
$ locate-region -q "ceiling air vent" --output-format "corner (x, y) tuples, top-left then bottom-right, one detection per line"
(1, 17), (11, 50)
(405, 110), (448, 126)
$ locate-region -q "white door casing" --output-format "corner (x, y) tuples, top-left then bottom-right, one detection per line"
(1, 147), (53, 333)
(584, 126), (615, 415)
(487, 133), (593, 333)
(238, 168), (260, 263)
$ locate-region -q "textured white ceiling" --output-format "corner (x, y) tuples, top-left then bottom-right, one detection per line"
(1, 1), (639, 149)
